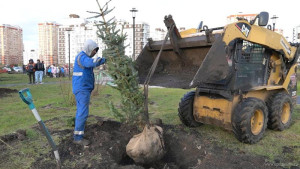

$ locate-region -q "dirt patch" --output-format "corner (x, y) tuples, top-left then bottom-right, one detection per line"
(18, 117), (286, 169)
(104, 94), (112, 98)
(0, 88), (18, 98)
(0, 130), (26, 153)
(41, 104), (53, 109)
(283, 146), (294, 154)
(41, 104), (70, 111)
(0, 130), (26, 143)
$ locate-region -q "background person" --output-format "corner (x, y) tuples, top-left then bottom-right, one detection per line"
(22, 65), (26, 74)
(34, 59), (45, 84)
(60, 67), (65, 77)
(72, 39), (106, 146)
(52, 64), (57, 78)
(26, 59), (35, 84)
(42, 61), (46, 77)
(56, 65), (60, 77)
(47, 66), (52, 77)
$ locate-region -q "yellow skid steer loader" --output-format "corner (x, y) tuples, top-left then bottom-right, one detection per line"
(136, 12), (300, 144)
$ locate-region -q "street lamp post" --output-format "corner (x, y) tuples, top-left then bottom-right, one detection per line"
(66, 29), (72, 80)
(130, 8), (138, 60)
(68, 33), (71, 80)
(271, 15), (279, 32)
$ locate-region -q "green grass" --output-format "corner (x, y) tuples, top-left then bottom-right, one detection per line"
(0, 74), (300, 168)
(194, 109), (300, 167)
(0, 83), (73, 134)
(0, 73), (68, 85)
(0, 77), (189, 135)
(0, 73), (29, 85)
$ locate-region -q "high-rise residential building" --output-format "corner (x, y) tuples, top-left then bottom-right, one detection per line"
(150, 28), (167, 41)
(58, 14), (83, 66)
(23, 49), (38, 65)
(58, 14), (102, 65)
(123, 22), (150, 59)
(0, 24), (23, 65)
(295, 25), (300, 43)
(38, 22), (59, 66)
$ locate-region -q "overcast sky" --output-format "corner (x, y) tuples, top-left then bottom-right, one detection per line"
(1, 0), (300, 50)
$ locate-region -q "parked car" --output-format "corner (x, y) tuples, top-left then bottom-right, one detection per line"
(0, 69), (7, 73)
(13, 66), (22, 73)
(3, 67), (11, 72)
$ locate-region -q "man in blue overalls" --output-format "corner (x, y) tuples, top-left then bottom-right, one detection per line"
(72, 39), (106, 146)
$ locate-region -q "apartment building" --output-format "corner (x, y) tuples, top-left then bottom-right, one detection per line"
(295, 25), (300, 43)
(38, 22), (59, 66)
(23, 49), (38, 65)
(58, 14), (102, 65)
(0, 24), (23, 65)
(150, 28), (166, 41)
(123, 22), (150, 59)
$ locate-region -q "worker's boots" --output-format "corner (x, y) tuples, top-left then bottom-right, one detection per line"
(73, 139), (90, 146)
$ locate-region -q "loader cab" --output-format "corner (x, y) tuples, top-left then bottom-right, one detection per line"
(193, 38), (272, 93)
(232, 39), (271, 91)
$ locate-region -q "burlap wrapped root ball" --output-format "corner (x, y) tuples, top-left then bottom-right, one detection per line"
(126, 125), (166, 164)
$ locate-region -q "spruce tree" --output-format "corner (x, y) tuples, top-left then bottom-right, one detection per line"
(88, 0), (145, 124)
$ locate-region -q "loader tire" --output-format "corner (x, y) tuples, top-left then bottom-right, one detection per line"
(178, 91), (202, 127)
(232, 98), (268, 144)
(267, 92), (293, 131)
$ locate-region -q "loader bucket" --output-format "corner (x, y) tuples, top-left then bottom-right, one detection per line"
(136, 33), (223, 88)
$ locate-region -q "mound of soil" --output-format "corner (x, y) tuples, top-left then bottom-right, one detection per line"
(28, 117), (285, 169)
(0, 88), (18, 98)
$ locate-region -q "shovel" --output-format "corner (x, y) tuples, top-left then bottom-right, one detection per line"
(19, 88), (61, 169)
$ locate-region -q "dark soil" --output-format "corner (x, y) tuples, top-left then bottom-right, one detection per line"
(136, 45), (210, 89)
(138, 68), (199, 89)
(0, 88), (18, 98)
(2, 116), (298, 168)
(0, 130), (26, 148)
(9, 116), (286, 169)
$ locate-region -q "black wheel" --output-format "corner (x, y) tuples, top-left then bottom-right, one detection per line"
(178, 91), (202, 127)
(232, 98), (268, 144)
(267, 92), (293, 131)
